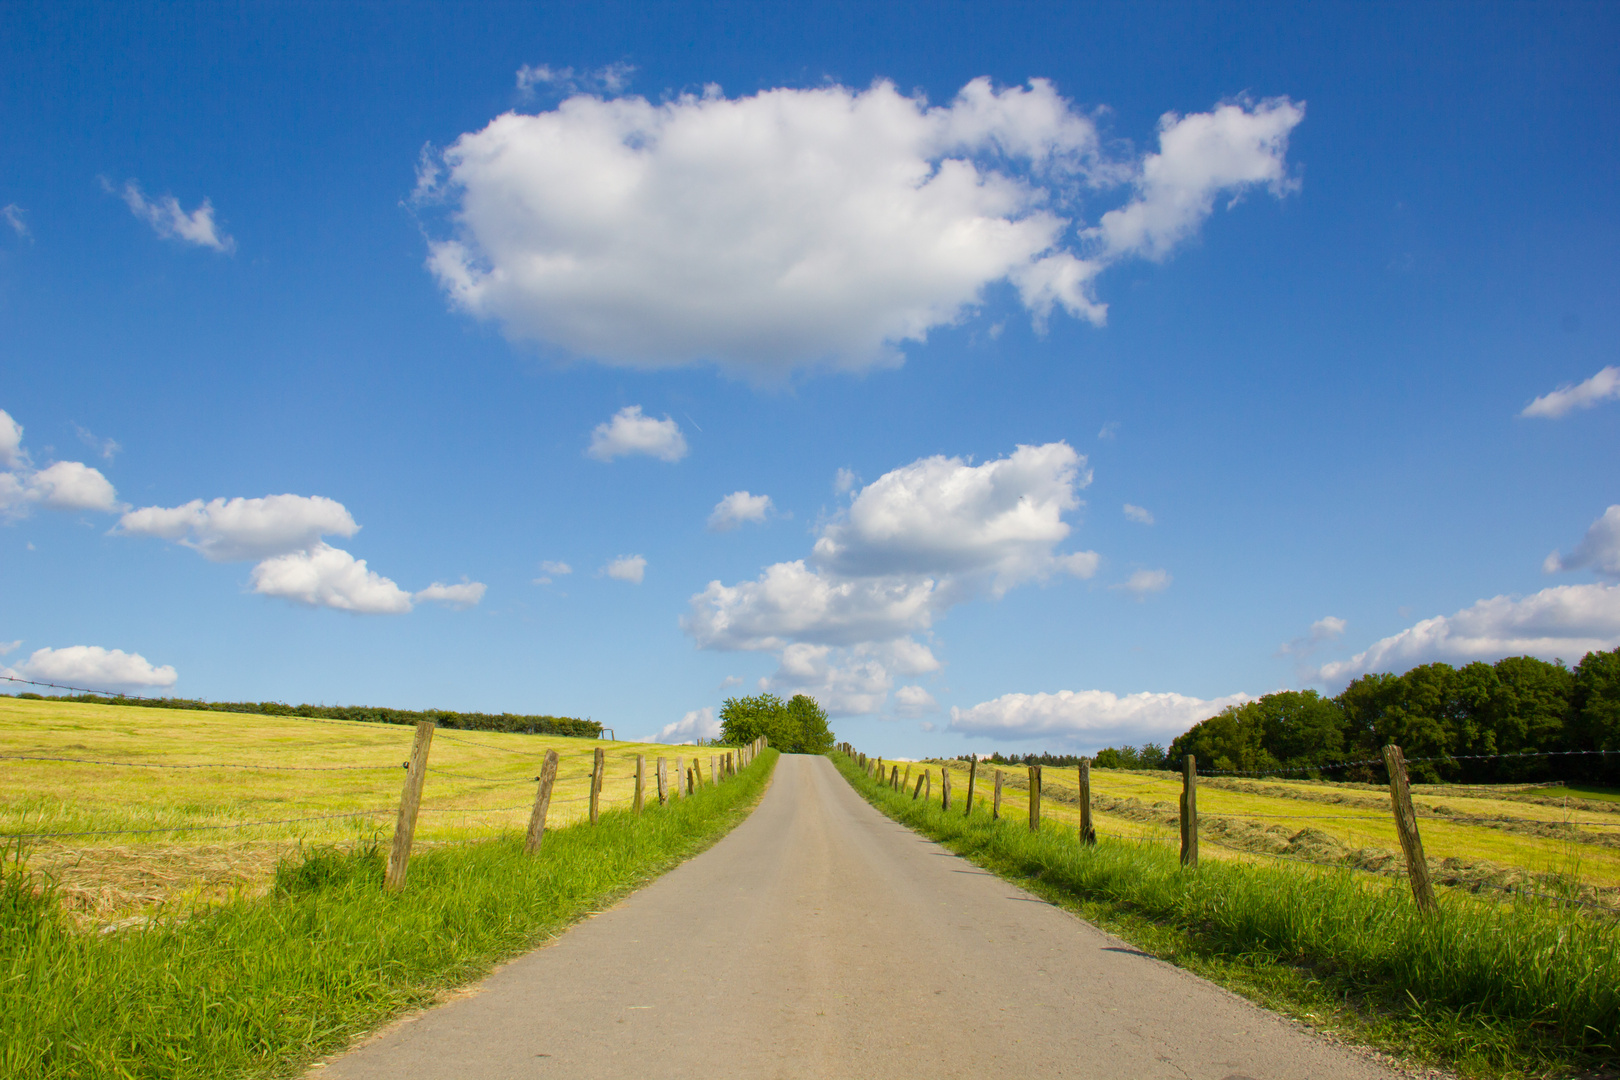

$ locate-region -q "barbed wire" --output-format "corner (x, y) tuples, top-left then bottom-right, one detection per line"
(1198, 747), (1617, 779)
(2, 673), (135, 697)
(425, 766), (538, 783)
(1, 753), (404, 772)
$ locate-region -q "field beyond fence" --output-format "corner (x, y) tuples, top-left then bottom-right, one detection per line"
(1, 695), (777, 1080)
(834, 748), (1620, 1078)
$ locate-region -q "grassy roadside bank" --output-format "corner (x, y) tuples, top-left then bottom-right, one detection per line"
(831, 752), (1620, 1079)
(1, 748), (778, 1080)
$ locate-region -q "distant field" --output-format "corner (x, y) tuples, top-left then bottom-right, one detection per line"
(1, 696), (715, 922)
(891, 759), (1620, 905)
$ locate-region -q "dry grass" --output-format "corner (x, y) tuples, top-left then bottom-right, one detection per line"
(1, 696), (715, 923)
(884, 758), (1620, 906)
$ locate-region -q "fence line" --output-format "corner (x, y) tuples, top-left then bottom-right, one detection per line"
(0, 753), (404, 772)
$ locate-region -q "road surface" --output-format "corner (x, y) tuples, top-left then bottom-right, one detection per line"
(318, 753), (1401, 1079)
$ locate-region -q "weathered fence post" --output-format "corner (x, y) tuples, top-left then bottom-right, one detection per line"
(672, 756), (683, 800)
(385, 720), (435, 891)
(1384, 744), (1438, 915)
(1180, 755), (1198, 867)
(902, 763), (911, 792)
(1028, 765), (1042, 832)
(891, 764), (900, 790)
(710, 755), (719, 787)
(687, 764), (696, 795)
(941, 765), (952, 810)
(912, 772), (926, 799)
(964, 755), (977, 815)
(924, 771), (931, 800)
(634, 755), (646, 814)
(993, 769), (1003, 820)
(525, 748), (561, 855)
(1078, 758), (1096, 845)
(590, 746), (605, 824)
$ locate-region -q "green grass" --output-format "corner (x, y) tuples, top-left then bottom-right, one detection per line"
(834, 752), (1620, 1079)
(0, 748), (778, 1080)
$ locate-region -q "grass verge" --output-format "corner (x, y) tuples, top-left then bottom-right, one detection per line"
(0, 747), (778, 1080)
(832, 752), (1620, 1079)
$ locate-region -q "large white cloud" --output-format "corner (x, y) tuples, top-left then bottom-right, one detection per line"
(1544, 505), (1620, 579)
(813, 442), (1097, 591)
(9, 645), (178, 691)
(684, 442), (1098, 715)
(949, 688), (1251, 750)
(422, 77), (1302, 377)
(1316, 582), (1620, 686)
(108, 179), (234, 253)
(249, 543), (415, 615)
(1521, 366), (1620, 420)
(586, 406), (688, 462)
(117, 494), (359, 562)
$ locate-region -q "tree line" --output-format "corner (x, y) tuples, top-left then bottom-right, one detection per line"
(718, 693), (835, 754)
(9, 692), (602, 738)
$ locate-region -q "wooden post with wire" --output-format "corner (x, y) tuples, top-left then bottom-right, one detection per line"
(1180, 755), (1198, 867)
(1028, 765), (1042, 831)
(993, 769), (1004, 820)
(385, 720), (435, 892)
(902, 763), (911, 792)
(590, 747), (605, 825)
(1384, 744), (1438, 915)
(1078, 758), (1096, 845)
(913, 772), (926, 800)
(524, 749), (561, 855)
(941, 765), (952, 810)
(710, 755), (719, 787)
(634, 754), (646, 814)
(964, 756), (977, 815)
(671, 756), (682, 800)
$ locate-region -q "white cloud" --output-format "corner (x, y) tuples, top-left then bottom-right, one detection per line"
(0, 410), (23, 467)
(11, 645), (177, 691)
(414, 580), (488, 609)
(1316, 582), (1620, 686)
(1278, 614), (1347, 658)
(1114, 568), (1170, 598)
(604, 554), (647, 584)
(516, 62), (634, 97)
(25, 461), (121, 512)
(74, 424), (121, 462)
(423, 78), (1302, 377)
(708, 490), (773, 531)
(586, 406), (688, 462)
(108, 179), (234, 253)
(1521, 366), (1620, 419)
(2, 205), (27, 240)
(1123, 503), (1154, 525)
(1097, 421), (1119, 440)
(249, 543), (414, 614)
(719, 675), (744, 689)
(655, 706), (720, 744)
(893, 684), (939, 718)
(0, 640), (22, 656)
(813, 442), (1096, 591)
(1093, 98), (1304, 261)
(118, 494), (359, 562)
(1544, 506), (1620, 579)
(833, 468), (858, 495)
(535, 558), (573, 584)
(685, 442), (1098, 715)
(949, 688), (1251, 750)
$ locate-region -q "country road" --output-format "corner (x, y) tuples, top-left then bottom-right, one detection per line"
(318, 754), (1401, 1080)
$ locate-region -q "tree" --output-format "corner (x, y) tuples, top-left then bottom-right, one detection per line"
(783, 694), (834, 754)
(717, 692), (834, 753)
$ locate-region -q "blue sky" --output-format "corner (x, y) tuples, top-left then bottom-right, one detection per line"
(3, 2), (1617, 756)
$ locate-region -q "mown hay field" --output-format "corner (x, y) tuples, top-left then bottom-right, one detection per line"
(1, 696), (714, 924)
(890, 759), (1620, 906)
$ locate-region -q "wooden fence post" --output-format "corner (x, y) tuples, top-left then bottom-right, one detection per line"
(941, 765), (952, 810)
(687, 764), (696, 795)
(1078, 758), (1096, 846)
(902, 763), (911, 792)
(1180, 755), (1198, 867)
(385, 720), (435, 891)
(672, 756), (683, 800)
(891, 764), (900, 790)
(912, 772), (926, 800)
(710, 755), (719, 787)
(964, 756), (978, 815)
(634, 755), (646, 814)
(1384, 744), (1438, 915)
(993, 769), (1003, 820)
(525, 749), (561, 855)
(590, 746), (605, 825)
(924, 771), (931, 800)
(1028, 765), (1042, 832)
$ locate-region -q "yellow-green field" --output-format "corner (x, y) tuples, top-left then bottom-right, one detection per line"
(1, 696), (718, 922)
(885, 758), (1620, 905)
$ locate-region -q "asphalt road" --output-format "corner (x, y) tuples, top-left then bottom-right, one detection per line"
(317, 753), (1401, 1080)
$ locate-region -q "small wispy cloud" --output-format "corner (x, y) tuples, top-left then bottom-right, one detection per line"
(587, 406), (687, 463)
(73, 424), (121, 462)
(1112, 568), (1170, 599)
(1521, 366), (1620, 419)
(534, 559), (573, 585)
(1278, 614), (1346, 658)
(515, 62), (634, 97)
(3, 204), (30, 240)
(1123, 503), (1154, 525)
(104, 178), (234, 253)
(708, 490), (773, 532)
(603, 554), (647, 584)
